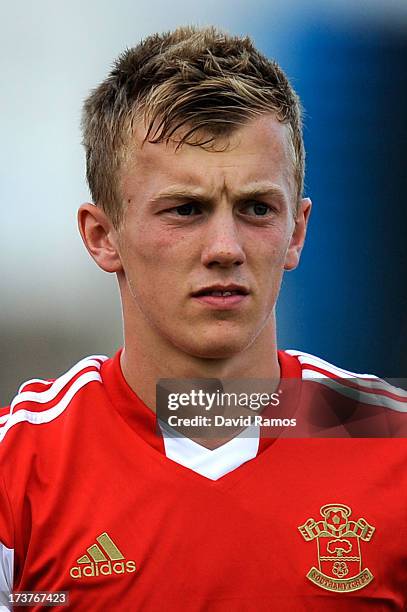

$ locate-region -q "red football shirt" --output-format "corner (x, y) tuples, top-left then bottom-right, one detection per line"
(0, 350), (406, 611)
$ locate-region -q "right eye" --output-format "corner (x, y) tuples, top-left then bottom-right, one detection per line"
(171, 203), (202, 216)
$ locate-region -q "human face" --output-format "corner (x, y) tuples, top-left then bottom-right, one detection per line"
(116, 114), (310, 359)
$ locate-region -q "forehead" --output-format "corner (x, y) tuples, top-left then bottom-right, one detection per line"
(121, 114), (295, 202)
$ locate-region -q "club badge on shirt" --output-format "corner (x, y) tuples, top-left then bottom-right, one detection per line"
(298, 503), (375, 592)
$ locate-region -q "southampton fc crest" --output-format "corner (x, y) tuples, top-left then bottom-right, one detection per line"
(298, 503), (375, 592)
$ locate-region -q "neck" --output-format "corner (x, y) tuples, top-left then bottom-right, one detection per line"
(120, 310), (280, 413)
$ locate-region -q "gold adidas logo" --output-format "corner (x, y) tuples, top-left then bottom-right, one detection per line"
(70, 532), (136, 579)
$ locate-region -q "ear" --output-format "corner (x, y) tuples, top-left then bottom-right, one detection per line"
(78, 203), (123, 273)
(284, 197), (312, 271)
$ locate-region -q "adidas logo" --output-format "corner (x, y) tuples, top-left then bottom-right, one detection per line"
(70, 532), (136, 579)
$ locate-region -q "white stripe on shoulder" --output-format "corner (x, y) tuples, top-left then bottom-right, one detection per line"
(1, 356), (108, 442)
(11, 355), (107, 413)
(286, 349), (407, 412)
(287, 350), (397, 391)
(18, 378), (53, 394)
(285, 349), (375, 378)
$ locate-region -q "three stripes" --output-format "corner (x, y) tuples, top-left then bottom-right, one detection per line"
(0, 356), (108, 442)
(77, 533), (124, 564)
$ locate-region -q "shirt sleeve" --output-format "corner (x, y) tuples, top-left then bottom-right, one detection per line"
(0, 471), (14, 610)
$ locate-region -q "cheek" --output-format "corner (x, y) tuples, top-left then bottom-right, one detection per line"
(122, 224), (172, 267)
(246, 235), (290, 307)
(139, 230), (196, 278)
(248, 230), (290, 272)
(121, 228), (190, 301)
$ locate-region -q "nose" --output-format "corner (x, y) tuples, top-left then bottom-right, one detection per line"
(200, 211), (246, 268)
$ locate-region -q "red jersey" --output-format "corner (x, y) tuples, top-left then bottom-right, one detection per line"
(0, 350), (406, 611)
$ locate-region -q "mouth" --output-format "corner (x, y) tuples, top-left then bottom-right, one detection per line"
(191, 285), (249, 298)
(191, 285), (250, 310)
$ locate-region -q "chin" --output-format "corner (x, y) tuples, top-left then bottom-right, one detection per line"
(175, 330), (255, 360)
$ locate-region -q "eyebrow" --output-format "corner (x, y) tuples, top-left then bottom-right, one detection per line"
(150, 190), (211, 204)
(150, 183), (286, 204)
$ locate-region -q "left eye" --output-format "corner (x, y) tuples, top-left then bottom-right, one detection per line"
(244, 202), (271, 216)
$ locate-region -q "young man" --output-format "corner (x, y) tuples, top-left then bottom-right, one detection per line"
(1, 26), (406, 611)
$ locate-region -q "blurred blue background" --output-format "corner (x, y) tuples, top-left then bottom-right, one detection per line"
(1, 0), (407, 402)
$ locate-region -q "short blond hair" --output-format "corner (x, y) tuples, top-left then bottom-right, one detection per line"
(82, 25), (305, 227)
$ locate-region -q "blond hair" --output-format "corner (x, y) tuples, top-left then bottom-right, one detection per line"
(82, 25), (305, 226)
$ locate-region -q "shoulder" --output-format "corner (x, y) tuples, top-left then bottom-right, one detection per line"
(285, 349), (378, 378)
(284, 349), (407, 414)
(0, 355), (108, 445)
